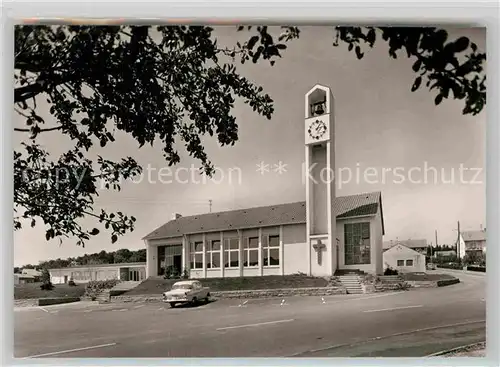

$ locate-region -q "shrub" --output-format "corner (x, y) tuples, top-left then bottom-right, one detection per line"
(467, 265), (486, 272)
(68, 280), (76, 286)
(182, 269), (189, 279)
(437, 263), (462, 270)
(163, 266), (173, 279)
(40, 282), (54, 290)
(40, 268), (51, 283)
(384, 267), (399, 275)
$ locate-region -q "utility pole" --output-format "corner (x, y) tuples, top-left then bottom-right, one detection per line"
(457, 220), (461, 264)
(209, 200), (212, 213)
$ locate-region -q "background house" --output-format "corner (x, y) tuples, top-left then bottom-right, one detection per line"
(14, 273), (36, 285)
(21, 268), (42, 281)
(383, 244), (426, 273)
(49, 262), (147, 284)
(459, 229), (486, 258)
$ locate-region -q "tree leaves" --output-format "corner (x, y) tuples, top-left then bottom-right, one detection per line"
(13, 25), (486, 248)
(435, 94), (444, 105)
(453, 36), (470, 53)
(412, 76), (422, 92)
(333, 26), (486, 116)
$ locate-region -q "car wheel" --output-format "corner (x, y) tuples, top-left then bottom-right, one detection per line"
(192, 297), (197, 305)
(205, 293), (210, 303)
(169, 302), (176, 308)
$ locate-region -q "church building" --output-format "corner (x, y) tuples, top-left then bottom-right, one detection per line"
(143, 85), (385, 278)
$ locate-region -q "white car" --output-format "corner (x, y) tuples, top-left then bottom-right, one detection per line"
(162, 280), (210, 308)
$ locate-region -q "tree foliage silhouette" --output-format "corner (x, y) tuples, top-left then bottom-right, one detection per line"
(14, 26), (486, 246)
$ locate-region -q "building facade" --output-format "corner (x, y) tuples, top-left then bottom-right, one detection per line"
(49, 262), (147, 284)
(383, 244), (426, 273)
(143, 85), (385, 278)
(14, 274), (36, 285)
(459, 229), (486, 258)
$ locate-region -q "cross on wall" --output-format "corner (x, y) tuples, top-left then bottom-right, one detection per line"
(312, 240), (326, 265)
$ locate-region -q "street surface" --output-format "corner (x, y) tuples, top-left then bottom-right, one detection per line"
(14, 269), (485, 358)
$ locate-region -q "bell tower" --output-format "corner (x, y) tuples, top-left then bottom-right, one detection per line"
(304, 84), (337, 276)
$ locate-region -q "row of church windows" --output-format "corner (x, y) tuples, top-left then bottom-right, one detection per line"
(189, 235), (280, 269)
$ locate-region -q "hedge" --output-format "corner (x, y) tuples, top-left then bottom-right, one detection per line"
(437, 263), (463, 270)
(467, 265), (486, 272)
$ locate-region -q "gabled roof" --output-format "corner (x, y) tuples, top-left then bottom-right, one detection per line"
(143, 191), (383, 240)
(21, 269), (42, 277)
(383, 239), (427, 250)
(383, 244), (424, 257)
(461, 230), (486, 242)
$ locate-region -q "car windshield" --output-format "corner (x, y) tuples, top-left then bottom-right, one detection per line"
(172, 284), (192, 290)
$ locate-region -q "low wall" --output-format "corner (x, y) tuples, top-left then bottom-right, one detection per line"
(212, 287), (347, 299)
(437, 278), (460, 287)
(38, 297), (81, 306)
(112, 287), (347, 303)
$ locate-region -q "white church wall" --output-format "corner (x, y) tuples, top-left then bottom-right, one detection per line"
(283, 223), (308, 275)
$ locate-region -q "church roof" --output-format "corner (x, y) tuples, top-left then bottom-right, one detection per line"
(143, 191), (383, 240)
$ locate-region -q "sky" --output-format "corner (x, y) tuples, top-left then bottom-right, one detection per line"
(13, 26), (486, 267)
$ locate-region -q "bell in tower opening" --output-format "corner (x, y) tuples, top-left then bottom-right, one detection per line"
(306, 87), (328, 119)
(310, 98), (326, 117)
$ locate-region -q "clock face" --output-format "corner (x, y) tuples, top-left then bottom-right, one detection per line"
(308, 119), (327, 140)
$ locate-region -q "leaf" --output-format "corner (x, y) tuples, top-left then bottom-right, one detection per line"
(90, 228), (100, 235)
(435, 94), (444, 105)
(105, 132), (115, 142)
(412, 59), (422, 72)
(252, 46), (263, 63)
(355, 46), (364, 60)
(411, 76), (422, 92)
(366, 28), (376, 45)
(453, 36), (470, 53)
(111, 234), (118, 244)
(246, 36), (259, 50)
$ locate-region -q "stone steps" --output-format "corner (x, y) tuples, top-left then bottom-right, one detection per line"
(96, 290), (111, 304)
(338, 275), (364, 294)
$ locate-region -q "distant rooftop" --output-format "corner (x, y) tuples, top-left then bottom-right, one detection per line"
(383, 239), (428, 250)
(461, 230), (486, 242)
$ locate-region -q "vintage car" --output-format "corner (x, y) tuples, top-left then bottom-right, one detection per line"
(162, 280), (210, 308)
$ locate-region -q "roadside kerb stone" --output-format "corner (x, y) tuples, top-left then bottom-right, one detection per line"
(38, 297), (81, 306)
(14, 299), (39, 308)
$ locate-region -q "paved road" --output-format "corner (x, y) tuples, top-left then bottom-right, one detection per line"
(14, 269), (485, 358)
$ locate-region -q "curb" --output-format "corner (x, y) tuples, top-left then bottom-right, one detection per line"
(426, 341), (486, 357)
